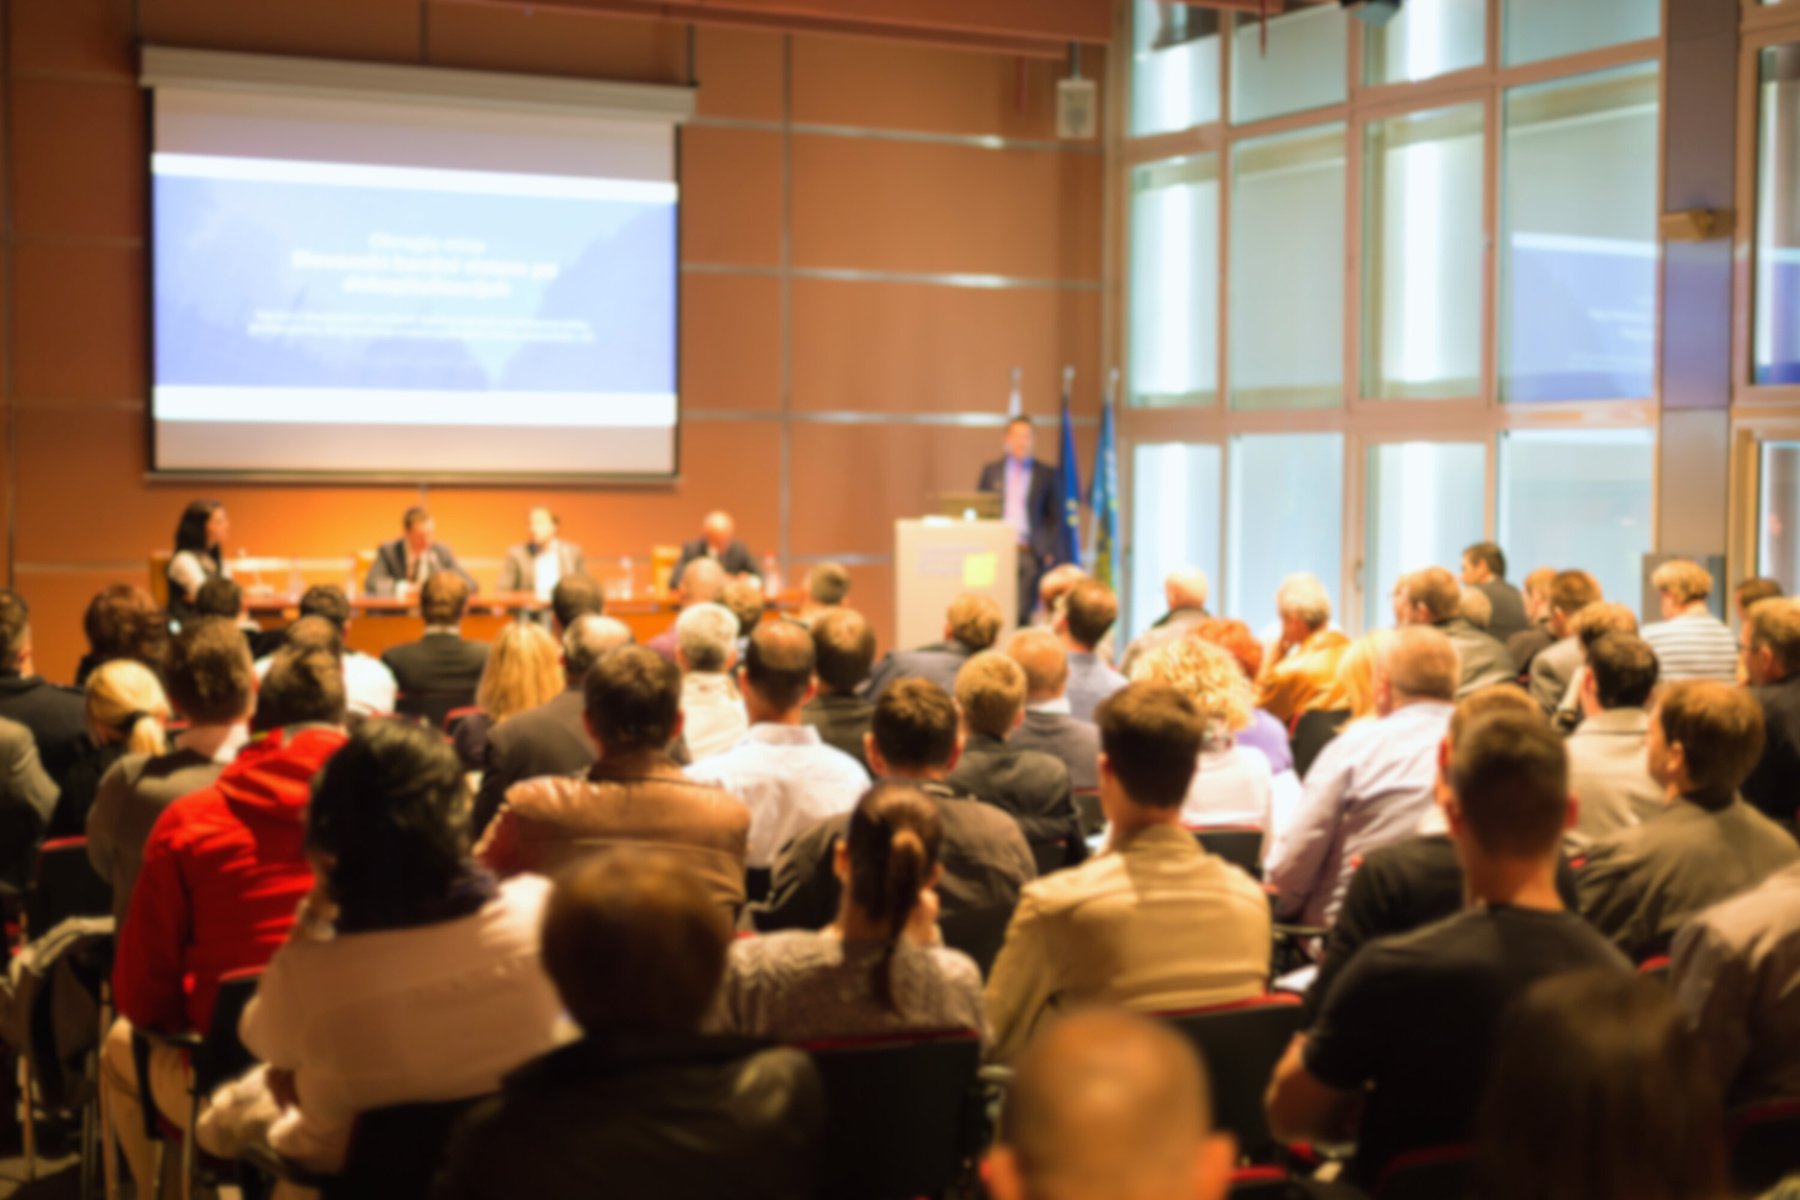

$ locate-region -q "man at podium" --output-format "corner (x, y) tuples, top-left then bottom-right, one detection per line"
(978, 417), (1058, 625)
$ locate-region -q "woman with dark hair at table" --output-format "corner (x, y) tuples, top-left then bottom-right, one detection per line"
(167, 500), (229, 620)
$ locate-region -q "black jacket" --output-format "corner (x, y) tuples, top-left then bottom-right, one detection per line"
(435, 1034), (823, 1200)
(670, 538), (759, 589)
(1745, 675), (1800, 824)
(977, 457), (1060, 563)
(363, 539), (478, 597)
(0, 674), (89, 789)
(383, 633), (489, 730)
(471, 689), (593, 836)
(1008, 709), (1100, 792)
(947, 732), (1085, 866)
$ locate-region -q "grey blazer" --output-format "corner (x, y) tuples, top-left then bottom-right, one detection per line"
(497, 541), (586, 595)
(1008, 709), (1100, 792)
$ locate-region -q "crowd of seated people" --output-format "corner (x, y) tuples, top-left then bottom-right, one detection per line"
(1, 534), (1799, 1199)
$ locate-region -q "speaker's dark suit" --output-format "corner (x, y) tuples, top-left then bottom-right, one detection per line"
(363, 539), (479, 597)
(383, 633), (489, 730)
(669, 538), (759, 590)
(977, 456), (1061, 622)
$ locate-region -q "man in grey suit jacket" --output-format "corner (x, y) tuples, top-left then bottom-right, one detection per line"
(1393, 567), (1514, 698)
(1565, 633), (1663, 850)
(364, 506), (478, 597)
(497, 507), (586, 600)
(1004, 628), (1100, 792)
(0, 715), (57, 891)
(1530, 570), (1604, 714)
(1459, 541), (1532, 643)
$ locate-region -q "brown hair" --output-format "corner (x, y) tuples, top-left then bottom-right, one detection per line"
(420, 571), (470, 626)
(954, 651), (1027, 738)
(871, 678), (958, 771)
(947, 592), (1003, 651)
(164, 617), (254, 725)
(253, 645), (346, 732)
(805, 561), (851, 607)
(812, 607), (876, 693)
(1191, 617), (1263, 681)
(1450, 709), (1569, 858)
(1447, 683), (1543, 748)
(1655, 681), (1765, 805)
(1398, 567), (1463, 622)
(1587, 634), (1658, 711)
(1746, 597), (1800, 677)
(82, 584), (168, 671)
(1735, 576), (1783, 612)
(1573, 602), (1638, 651)
(743, 619), (815, 713)
(583, 645), (682, 755)
(1549, 570), (1603, 618)
(1063, 580), (1119, 649)
(1095, 683), (1204, 809)
(845, 783), (943, 1011)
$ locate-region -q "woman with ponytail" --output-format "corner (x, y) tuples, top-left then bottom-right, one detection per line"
(54, 660), (171, 837)
(713, 781), (984, 1042)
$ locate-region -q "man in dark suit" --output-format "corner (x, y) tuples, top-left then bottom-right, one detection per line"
(472, 614), (631, 834)
(669, 511), (759, 590)
(1460, 541), (1531, 643)
(801, 608), (876, 770)
(1740, 597), (1800, 825)
(977, 417), (1060, 625)
(498, 507), (586, 600)
(1004, 629), (1100, 792)
(0, 590), (88, 789)
(364, 506), (478, 597)
(383, 573), (490, 729)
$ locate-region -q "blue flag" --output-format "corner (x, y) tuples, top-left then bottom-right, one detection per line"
(1088, 386), (1120, 589)
(1056, 396), (1083, 566)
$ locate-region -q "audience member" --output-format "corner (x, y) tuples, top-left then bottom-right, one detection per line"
(1458, 585), (1494, 632)
(797, 561), (851, 626)
(167, 499), (229, 618)
(1671, 856), (1800, 1106)
(1119, 568), (1211, 675)
(0, 590), (89, 788)
(382, 572), (489, 729)
(1191, 617), (1294, 777)
(1393, 566), (1515, 696)
(472, 614), (631, 834)
(1034, 563), (1087, 628)
(198, 720), (564, 1173)
(478, 646), (750, 914)
(194, 576), (277, 660)
(948, 652), (1084, 866)
(1642, 559), (1737, 683)
(1551, 600), (1642, 727)
(673, 602), (748, 761)
(1266, 709), (1629, 1187)
(75, 584), (168, 686)
(1528, 570), (1602, 713)
(713, 782), (983, 1041)
(1054, 579), (1127, 721)
(55, 659), (170, 839)
(752, 679), (1034, 974)
(983, 1010), (1237, 1200)
(363, 505), (477, 597)
(719, 577), (765, 650)
(1130, 639), (1273, 834)
(103, 646), (349, 1196)
(549, 574), (606, 634)
(1289, 634), (1380, 780)
(1565, 633), (1663, 849)
(87, 618), (252, 926)
(866, 591), (1004, 701)
(1578, 680), (1800, 960)
(1257, 573), (1350, 725)
(1478, 971), (1725, 1200)
(800, 607), (876, 770)
(452, 621), (563, 771)
(647, 557), (728, 663)
(1267, 627), (1459, 927)
(1740, 596), (1800, 823)
(669, 510), (760, 590)
(1736, 576), (1784, 625)
(0, 717), (57, 893)
(1005, 629), (1100, 792)
(1460, 541), (1530, 642)
(497, 506), (584, 602)
(1507, 566), (1560, 676)
(984, 684), (1269, 1062)
(437, 853), (824, 1200)
(686, 621), (868, 869)
(259, 585), (398, 717)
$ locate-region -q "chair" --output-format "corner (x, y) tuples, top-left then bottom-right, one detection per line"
(939, 903), (1014, 978)
(1158, 995), (1305, 1160)
(1029, 838), (1070, 877)
(443, 705), (484, 736)
(801, 1029), (982, 1200)
(1729, 1098), (1800, 1195)
(1190, 826), (1265, 879)
(1072, 788), (1104, 837)
(745, 866), (772, 905)
(1371, 1143), (1474, 1200)
(323, 1096), (486, 1200)
(25, 837), (113, 940)
(1636, 954), (1672, 984)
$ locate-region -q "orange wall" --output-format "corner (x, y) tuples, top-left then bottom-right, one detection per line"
(0, 0), (1105, 678)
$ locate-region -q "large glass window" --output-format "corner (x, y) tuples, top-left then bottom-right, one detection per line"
(1130, 442), (1222, 639)
(1363, 104), (1485, 400)
(1759, 442), (1800, 592)
(1229, 123), (1346, 411)
(1231, 7), (1348, 125)
(1500, 63), (1659, 404)
(1130, 156), (1219, 408)
(1364, 441), (1488, 629)
(1755, 45), (1800, 386)
(1131, 0), (1222, 136)
(1228, 433), (1345, 634)
(1366, 0), (1486, 86)
(1503, 0), (1658, 67)
(1498, 429), (1654, 608)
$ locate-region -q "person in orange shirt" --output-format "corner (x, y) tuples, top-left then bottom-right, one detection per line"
(1257, 573), (1349, 726)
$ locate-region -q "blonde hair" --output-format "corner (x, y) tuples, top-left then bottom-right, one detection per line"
(1322, 634), (1384, 725)
(476, 622), (564, 725)
(953, 651), (1027, 738)
(1128, 637), (1253, 738)
(1651, 559), (1714, 606)
(86, 659), (170, 754)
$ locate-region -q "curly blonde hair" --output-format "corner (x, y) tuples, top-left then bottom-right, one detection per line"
(1129, 637), (1253, 737)
(476, 622), (564, 725)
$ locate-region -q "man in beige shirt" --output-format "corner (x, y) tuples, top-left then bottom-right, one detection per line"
(1564, 632), (1664, 850)
(983, 682), (1271, 1063)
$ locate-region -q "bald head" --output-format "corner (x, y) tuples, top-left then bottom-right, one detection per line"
(1007, 628), (1069, 703)
(988, 1011), (1232, 1200)
(1378, 625), (1460, 707)
(701, 510), (735, 552)
(679, 556), (727, 604)
(1164, 570), (1210, 613)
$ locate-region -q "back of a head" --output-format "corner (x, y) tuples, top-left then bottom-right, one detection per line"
(584, 644), (682, 755)
(813, 607), (876, 694)
(1655, 680), (1765, 803)
(1651, 559), (1714, 606)
(995, 1010), (1221, 1200)
(1735, 576), (1783, 613)
(1573, 602), (1638, 651)
(806, 562), (851, 608)
(955, 651), (1027, 738)
(1331, 634), (1383, 718)
(297, 584), (352, 632)
(420, 571), (471, 626)
(845, 782), (944, 1009)
(871, 678), (958, 772)
(1746, 596), (1800, 678)
(82, 584), (166, 666)
(165, 617), (255, 725)
(1007, 628), (1069, 700)
(564, 613), (631, 685)
(1523, 567), (1558, 605)
(1449, 709), (1568, 859)
(1401, 567), (1463, 623)
(675, 602), (740, 674)
(1127, 638), (1252, 738)
(1275, 573), (1332, 630)
(720, 577), (765, 637)
(1478, 971), (1723, 1200)
(1447, 684), (1544, 749)
(0, 590), (30, 669)
(254, 645), (347, 732)
(1587, 634), (1659, 711)
(1063, 580), (1119, 650)
(1163, 568), (1210, 612)
(1038, 564), (1087, 615)
(307, 718), (470, 931)
(86, 659), (171, 755)
(680, 556), (727, 604)
(744, 619), (815, 714)
(477, 621), (564, 722)
(1095, 683), (1204, 810)
(1381, 625), (1460, 702)
(550, 574), (605, 630)
(540, 850), (730, 1036)
(947, 591), (1004, 652)
(1190, 618), (1263, 682)
(1460, 587), (1494, 630)
(195, 575), (243, 619)
(1464, 541), (1507, 580)
(1549, 570), (1603, 620)
(284, 614), (344, 659)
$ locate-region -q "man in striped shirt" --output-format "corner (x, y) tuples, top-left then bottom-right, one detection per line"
(1642, 559), (1738, 683)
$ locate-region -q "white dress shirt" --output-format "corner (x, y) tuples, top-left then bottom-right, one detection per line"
(254, 650), (398, 717)
(533, 543), (562, 603)
(1180, 741), (1274, 833)
(685, 723), (870, 867)
(681, 672), (749, 762)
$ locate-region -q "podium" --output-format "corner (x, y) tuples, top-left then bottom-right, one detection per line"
(894, 519), (1018, 652)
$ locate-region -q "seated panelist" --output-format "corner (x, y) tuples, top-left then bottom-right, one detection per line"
(364, 506), (478, 598)
(670, 511), (758, 591)
(498, 507), (585, 602)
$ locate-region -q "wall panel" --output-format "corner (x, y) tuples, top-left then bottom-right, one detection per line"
(680, 126), (785, 266)
(683, 273), (784, 412)
(11, 244), (145, 403)
(425, 2), (687, 82)
(138, 0), (423, 62)
(12, 78), (144, 240)
(10, 0), (135, 78)
(693, 26), (785, 120)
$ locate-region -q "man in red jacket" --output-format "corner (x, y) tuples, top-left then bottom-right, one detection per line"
(100, 646), (349, 1194)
